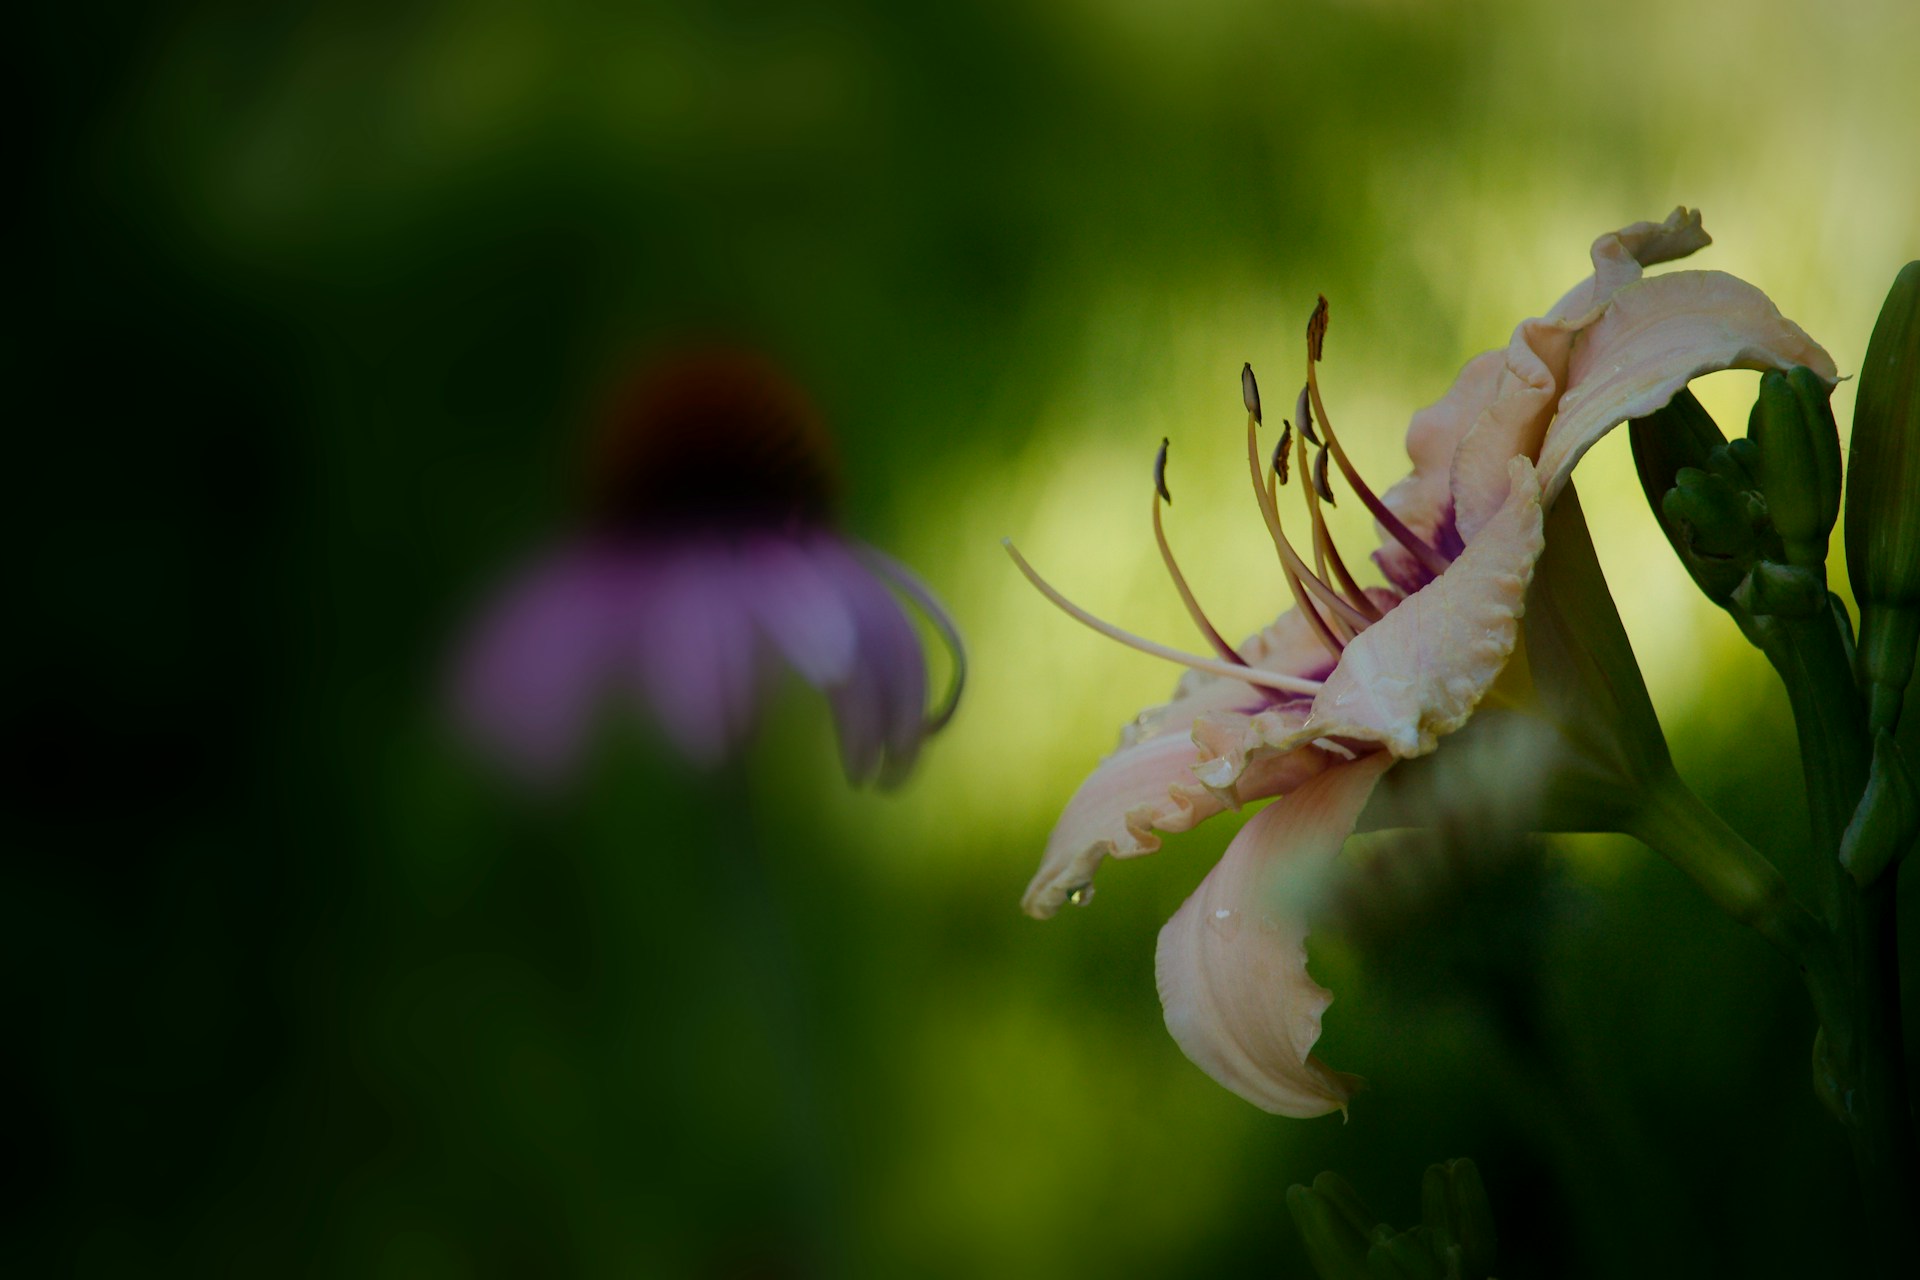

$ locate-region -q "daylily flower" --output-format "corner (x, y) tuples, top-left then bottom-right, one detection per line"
(455, 348), (963, 786)
(1006, 209), (1834, 1116)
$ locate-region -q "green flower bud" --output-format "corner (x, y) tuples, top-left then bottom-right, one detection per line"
(1367, 1228), (1444, 1280)
(1635, 392), (1768, 609)
(1313, 1171), (1380, 1235)
(1659, 466), (1769, 604)
(1844, 261), (1920, 733)
(1632, 386), (1727, 521)
(1717, 435), (1762, 488)
(1414, 1160), (1498, 1279)
(1289, 1177), (1376, 1280)
(1749, 367), (1843, 572)
(1295, 1163), (1497, 1280)
(1420, 1162), (1455, 1256)
(1838, 730), (1918, 887)
(1734, 561), (1828, 620)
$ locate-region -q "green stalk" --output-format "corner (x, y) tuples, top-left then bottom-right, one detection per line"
(1752, 610), (1917, 1263)
(1620, 772), (1823, 967)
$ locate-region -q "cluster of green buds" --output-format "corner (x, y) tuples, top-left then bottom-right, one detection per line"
(1287, 1158), (1498, 1280)
(1629, 261), (1920, 889)
(1628, 368), (1839, 630)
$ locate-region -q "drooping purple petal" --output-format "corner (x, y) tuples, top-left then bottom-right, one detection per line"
(452, 546), (621, 783)
(629, 542), (768, 767)
(809, 536), (930, 788)
(857, 545), (966, 735)
(742, 533), (859, 689)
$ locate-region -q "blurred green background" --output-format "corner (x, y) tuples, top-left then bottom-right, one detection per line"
(16, 0), (1920, 1275)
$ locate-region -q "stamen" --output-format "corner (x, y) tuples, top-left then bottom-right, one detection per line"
(1241, 363), (1262, 424)
(1242, 393), (1372, 646)
(1151, 440), (1247, 666)
(1294, 384), (1321, 447)
(1290, 563), (1349, 652)
(1268, 453), (1324, 589)
(1292, 416), (1384, 622)
(1303, 296), (1452, 578)
(1278, 533), (1345, 655)
(1002, 539), (1323, 695)
(1243, 407), (1343, 657)
(1270, 423), (1292, 486)
(1312, 444), (1335, 505)
(1280, 425), (1328, 582)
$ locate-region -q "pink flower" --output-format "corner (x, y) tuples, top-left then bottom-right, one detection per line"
(455, 350), (962, 786)
(1008, 210), (1833, 1115)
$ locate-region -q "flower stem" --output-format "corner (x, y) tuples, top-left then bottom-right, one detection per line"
(1752, 610), (1918, 1264)
(1625, 759), (1916, 1267)
(1801, 879), (1918, 1266)
(1621, 771), (1823, 966)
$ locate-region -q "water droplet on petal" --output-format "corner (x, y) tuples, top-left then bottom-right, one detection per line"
(1207, 907), (1240, 938)
(1066, 884), (1095, 907)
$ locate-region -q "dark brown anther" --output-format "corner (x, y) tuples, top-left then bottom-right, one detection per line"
(1272, 423), (1292, 484)
(1295, 384), (1321, 446)
(1154, 437), (1173, 503)
(1307, 296), (1329, 363)
(1242, 362), (1262, 423)
(1313, 443), (1336, 505)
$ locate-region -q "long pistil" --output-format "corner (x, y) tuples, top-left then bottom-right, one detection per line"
(1303, 296), (1453, 579)
(1002, 539), (1324, 695)
(1152, 440), (1247, 666)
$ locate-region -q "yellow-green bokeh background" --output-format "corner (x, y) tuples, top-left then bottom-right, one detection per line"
(17, 1), (1919, 1275)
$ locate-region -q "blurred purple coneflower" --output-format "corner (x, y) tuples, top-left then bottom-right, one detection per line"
(454, 348), (963, 786)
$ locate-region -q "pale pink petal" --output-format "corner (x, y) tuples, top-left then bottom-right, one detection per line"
(1124, 602), (1343, 749)
(1024, 596), (1356, 920)
(743, 534), (858, 688)
(1302, 457), (1545, 758)
(1190, 701), (1333, 794)
(1024, 735), (1226, 919)
(1374, 349), (1504, 592)
(1449, 208), (1715, 543)
(1536, 270), (1837, 509)
(1446, 317), (1573, 541)
(452, 546), (621, 782)
(1023, 728), (1334, 920)
(1155, 752), (1393, 1117)
(1542, 206), (1710, 325)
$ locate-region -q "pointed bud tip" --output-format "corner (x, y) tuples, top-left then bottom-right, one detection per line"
(1748, 366), (1841, 571)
